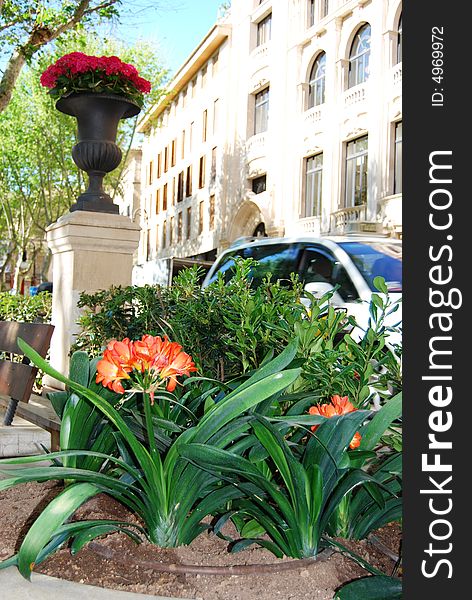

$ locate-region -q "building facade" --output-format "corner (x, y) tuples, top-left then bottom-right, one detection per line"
(131, 0), (402, 280)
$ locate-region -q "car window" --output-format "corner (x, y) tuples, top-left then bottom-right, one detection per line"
(206, 243), (302, 286)
(339, 241), (402, 292)
(205, 252), (240, 285)
(241, 243), (301, 286)
(300, 248), (359, 301)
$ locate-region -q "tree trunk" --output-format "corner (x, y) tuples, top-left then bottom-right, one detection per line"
(40, 248), (52, 282)
(12, 251), (25, 294)
(0, 246), (15, 289)
(0, 48), (26, 113)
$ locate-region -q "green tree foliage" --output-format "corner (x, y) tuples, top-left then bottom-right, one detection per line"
(0, 0), (122, 113)
(0, 30), (168, 288)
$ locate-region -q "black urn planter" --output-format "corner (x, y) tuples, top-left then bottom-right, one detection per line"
(56, 93), (141, 214)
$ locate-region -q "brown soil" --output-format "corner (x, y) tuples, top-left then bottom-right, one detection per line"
(0, 481), (401, 600)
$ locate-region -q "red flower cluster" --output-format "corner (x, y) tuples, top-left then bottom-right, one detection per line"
(40, 52), (151, 95)
(96, 335), (196, 399)
(308, 395), (362, 449)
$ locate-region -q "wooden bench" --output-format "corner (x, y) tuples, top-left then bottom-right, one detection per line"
(0, 321), (60, 451)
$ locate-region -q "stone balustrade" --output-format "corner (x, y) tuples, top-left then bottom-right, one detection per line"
(246, 132), (268, 162)
(332, 204), (367, 231)
(343, 82), (367, 107)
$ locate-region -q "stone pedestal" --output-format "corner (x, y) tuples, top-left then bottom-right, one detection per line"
(44, 210), (140, 389)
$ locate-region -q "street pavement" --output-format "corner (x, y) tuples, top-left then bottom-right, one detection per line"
(0, 567), (195, 600)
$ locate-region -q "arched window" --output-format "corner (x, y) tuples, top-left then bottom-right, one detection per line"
(308, 52), (326, 108)
(396, 13), (402, 64)
(348, 24), (371, 88)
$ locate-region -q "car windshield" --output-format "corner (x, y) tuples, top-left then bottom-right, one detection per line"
(339, 241), (402, 292)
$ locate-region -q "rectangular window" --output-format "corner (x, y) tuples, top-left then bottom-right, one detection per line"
(186, 207), (192, 239)
(170, 216), (174, 245)
(155, 224), (159, 251)
(345, 136), (368, 207)
(148, 161), (153, 185)
(182, 86), (187, 107)
(201, 64), (207, 87)
(186, 165), (193, 196)
(190, 121), (194, 151)
(198, 155), (206, 188)
(198, 201), (204, 234)
(321, 0), (329, 19)
(212, 52), (219, 75)
(145, 228), (151, 261)
(164, 147), (168, 172)
(177, 171), (184, 202)
(308, 0), (315, 27)
(163, 183), (168, 210)
(394, 122), (402, 194)
(303, 154), (323, 217)
(172, 177), (176, 205)
(254, 87), (269, 134)
(155, 188), (160, 214)
(252, 174), (267, 194)
(177, 211), (182, 242)
(171, 139), (176, 167)
(202, 109), (208, 142)
(157, 153), (162, 178)
(210, 147), (217, 184)
(162, 219), (167, 248)
(213, 98), (220, 135)
(209, 195), (215, 230)
(191, 77), (197, 97)
(181, 129), (185, 159)
(257, 13), (272, 46)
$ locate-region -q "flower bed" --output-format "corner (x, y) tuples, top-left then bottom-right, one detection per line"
(0, 483), (401, 600)
(0, 269), (402, 598)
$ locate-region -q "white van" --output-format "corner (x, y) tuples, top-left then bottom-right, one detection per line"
(202, 235), (402, 342)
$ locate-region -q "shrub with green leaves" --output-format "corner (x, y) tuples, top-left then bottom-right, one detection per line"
(0, 339), (302, 577)
(0, 262), (403, 582)
(325, 392), (402, 540)
(47, 351), (120, 473)
(0, 336), (401, 577)
(75, 260), (310, 379)
(74, 264), (401, 410)
(0, 291), (52, 323)
(180, 392), (402, 558)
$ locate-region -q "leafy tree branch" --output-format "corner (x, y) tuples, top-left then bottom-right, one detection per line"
(0, 0), (121, 113)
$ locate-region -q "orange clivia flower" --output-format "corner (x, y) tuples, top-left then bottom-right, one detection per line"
(96, 338), (134, 394)
(133, 334), (172, 372)
(308, 395), (361, 449)
(159, 343), (198, 392)
(95, 335), (197, 400)
(331, 395), (356, 414)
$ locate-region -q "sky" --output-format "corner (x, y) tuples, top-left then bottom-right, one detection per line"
(111, 0), (225, 76)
